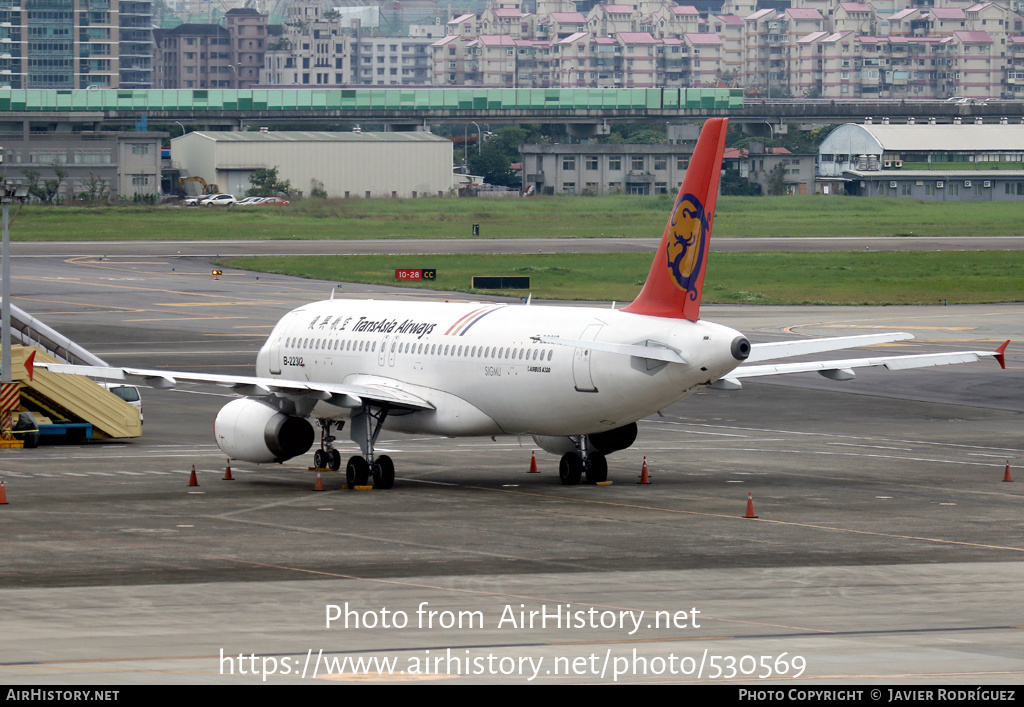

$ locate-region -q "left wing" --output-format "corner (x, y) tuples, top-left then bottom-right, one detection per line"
(712, 340), (1009, 390)
(31, 360), (435, 412)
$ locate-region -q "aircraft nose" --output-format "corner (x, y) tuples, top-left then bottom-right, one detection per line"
(731, 336), (751, 361)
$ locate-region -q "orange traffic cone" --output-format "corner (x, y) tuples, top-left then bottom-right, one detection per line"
(223, 459), (234, 481)
(745, 493), (758, 519)
(528, 451), (539, 473)
(314, 471), (324, 492)
(188, 465), (199, 487)
(0, 480), (7, 505)
(638, 457), (650, 484)
(1004, 461), (1013, 483)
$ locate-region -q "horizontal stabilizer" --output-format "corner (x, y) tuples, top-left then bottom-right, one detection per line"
(747, 332), (914, 363)
(535, 336), (686, 364)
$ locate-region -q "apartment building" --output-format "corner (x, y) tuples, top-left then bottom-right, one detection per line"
(262, 2), (349, 86)
(0, 0), (153, 89)
(155, 8), (264, 89)
(429, 0), (1024, 99)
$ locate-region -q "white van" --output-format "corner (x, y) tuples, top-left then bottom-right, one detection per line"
(103, 383), (143, 423)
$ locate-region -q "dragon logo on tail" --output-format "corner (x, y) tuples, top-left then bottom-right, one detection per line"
(665, 193), (708, 300)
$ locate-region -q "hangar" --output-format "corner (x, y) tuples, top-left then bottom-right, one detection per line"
(817, 121), (1024, 200)
(170, 130), (453, 198)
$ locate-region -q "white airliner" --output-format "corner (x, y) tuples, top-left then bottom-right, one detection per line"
(32, 118), (1008, 488)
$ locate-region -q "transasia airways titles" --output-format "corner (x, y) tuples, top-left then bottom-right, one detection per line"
(313, 314), (439, 339)
(33, 117), (1009, 492)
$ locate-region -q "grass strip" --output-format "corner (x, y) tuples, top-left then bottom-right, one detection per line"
(221, 251), (1024, 306)
(8, 196), (1024, 241)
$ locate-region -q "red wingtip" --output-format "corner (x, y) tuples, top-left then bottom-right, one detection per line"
(25, 349), (35, 382)
(995, 340), (1009, 370)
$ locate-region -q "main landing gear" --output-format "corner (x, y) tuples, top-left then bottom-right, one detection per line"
(345, 404), (395, 490)
(558, 436), (608, 486)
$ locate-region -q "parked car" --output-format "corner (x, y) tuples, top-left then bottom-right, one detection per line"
(255, 196), (290, 206)
(183, 195), (205, 206)
(200, 193), (236, 207)
(235, 196), (266, 206)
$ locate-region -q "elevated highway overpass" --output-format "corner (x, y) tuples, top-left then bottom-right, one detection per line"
(1, 88), (1021, 134)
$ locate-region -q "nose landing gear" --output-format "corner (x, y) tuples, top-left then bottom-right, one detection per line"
(314, 419), (343, 471)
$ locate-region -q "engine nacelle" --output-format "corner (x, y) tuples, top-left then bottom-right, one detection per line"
(214, 398), (314, 464)
(589, 422), (638, 455)
(532, 422), (638, 457)
(531, 435), (577, 457)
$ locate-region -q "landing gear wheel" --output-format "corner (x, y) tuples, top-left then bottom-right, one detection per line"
(585, 454), (608, 484)
(372, 455), (395, 490)
(346, 456), (369, 487)
(559, 453), (583, 485)
(329, 449), (341, 472)
(314, 449), (327, 469)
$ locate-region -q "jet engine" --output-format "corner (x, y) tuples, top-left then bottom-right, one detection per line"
(532, 422), (638, 457)
(589, 422), (638, 455)
(214, 398), (314, 464)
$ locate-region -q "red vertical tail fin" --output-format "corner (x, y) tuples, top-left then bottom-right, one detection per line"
(622, 118), (728, 321)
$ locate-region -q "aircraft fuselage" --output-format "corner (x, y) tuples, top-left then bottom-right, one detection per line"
(255, 299), (747, 438)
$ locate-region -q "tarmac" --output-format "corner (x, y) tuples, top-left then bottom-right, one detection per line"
(0, 244), (1021, 684)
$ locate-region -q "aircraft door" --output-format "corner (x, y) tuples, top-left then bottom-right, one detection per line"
(267, 313), (297, 375)
(378, 335), (389, 366)
(388, 338), (397, 367)
(572, 323), (603, 392)
(268, 332), (284, 375)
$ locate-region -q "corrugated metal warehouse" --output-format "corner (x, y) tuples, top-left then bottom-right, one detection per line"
(817, 122), (1024, 200)
(170, 130), (453, 198)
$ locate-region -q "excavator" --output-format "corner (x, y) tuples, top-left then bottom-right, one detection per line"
(178, 176), (221, 205)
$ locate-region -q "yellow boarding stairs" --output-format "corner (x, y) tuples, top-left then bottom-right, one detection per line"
(4, 345), (141, 440)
